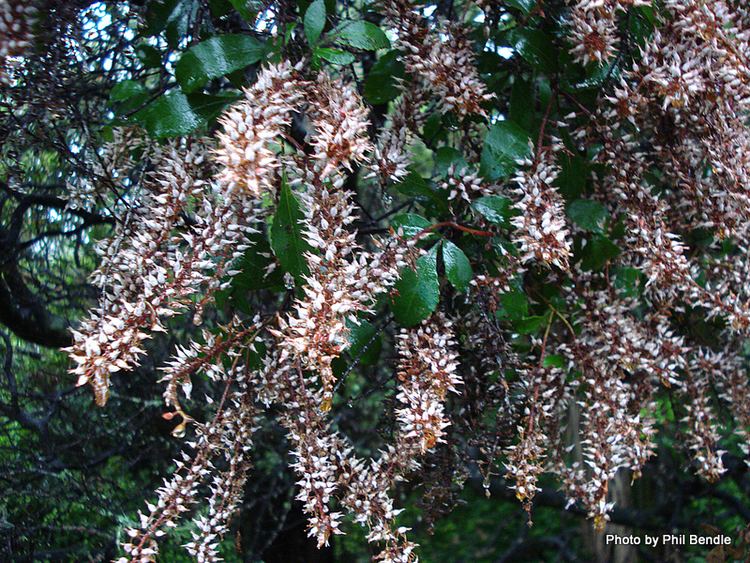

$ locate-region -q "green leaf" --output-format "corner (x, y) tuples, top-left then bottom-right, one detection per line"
(110, 81), (149, 114)
(316, 47), (355, 65)
(270, 178), (312, 282)
(580, 234), (621, 271)
(231, 232), (284, 291)
(392, 246), (440, 326)
(304, 0), (326, 45)
(442, 241), (473, 292)
(110, 80), (146, 102)
(556, 153), (587, 200)
(136, 44), (162, 67)
(334, 21), (390, 51)
(542, 354), (565, 368)
(510, 78), (535, 133)
(505, 0), (536, 13)
(394, 172), (449, 215)
(499, 290), (528, 321)
(391, 213), (433, 238)
(228, 0), (253, 20)
(347, 319), (382, 366)
(472, 195), (513, 227)
(395, 172), (431, 197)
(515, 313), (550, 335)
(135, 91), (238, 138)
(434, 147), (467, 176)
(145, 0), (199, 47)
(613, 266), (643, 298)
(480, 120), (531, 181)
(364, 50), (406, 105)
(188, 91), (241, 122)
(567, 199), (609, 233)
(175, 34), (267, 93)
(508, 28), (557, 74)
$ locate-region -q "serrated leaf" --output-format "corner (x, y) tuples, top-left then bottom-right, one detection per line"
(391, 213), (433, 238)
(270, 179), (312, 281)
(472, 195), (513, 227)
(316, 47), (355, 65)
(567, 199), (609, 233)
(480, 120), (531, 181)
(175, 34), (267, 93)
(364, 50), (405, 104)
(304, 0), (326, 45)
(442, 241), (473, 292)
(334, 21), (390, 51)
(347, 319), (382, 366)
(392, 246), (440, 326)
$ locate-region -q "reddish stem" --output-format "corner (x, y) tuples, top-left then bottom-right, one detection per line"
(413, 221), (494, 240)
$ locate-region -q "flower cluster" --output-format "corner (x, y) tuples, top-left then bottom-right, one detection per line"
(371, 89), (427, 187)
(66, 136), (257, 405)
(443, 166), (497, 207)
(510, 150), (572, 270)
(383, 0), (493, 118)
(504, 364), (567, 512)
(566, 0), (650, 66)
(215, 62), (305, 198)
(63, 0), (750, 557)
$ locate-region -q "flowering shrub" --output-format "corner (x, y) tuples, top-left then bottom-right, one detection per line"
(42, 0), (750, 560)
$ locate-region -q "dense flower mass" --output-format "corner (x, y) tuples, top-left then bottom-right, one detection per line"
(57, 0), (750, 560)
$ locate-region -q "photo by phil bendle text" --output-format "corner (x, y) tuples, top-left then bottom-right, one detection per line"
(606, 534), (733, 547)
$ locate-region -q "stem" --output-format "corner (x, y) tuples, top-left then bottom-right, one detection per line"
(413, 221), (494, 241)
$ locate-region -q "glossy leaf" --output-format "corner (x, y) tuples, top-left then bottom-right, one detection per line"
(364, 50), (405, 104)
(391, 213), (433, 238)
(472, 195), (513, 227)
(480, 120), (531, 181)
(392, 246), (440, 326)
(508, 28), (557, 74)
(442, 241), (473, 292)
(347, 319), (382, 366)
(334, 21), (390, 51)
(567, 199), (609, 233)
(304, 0), (326, 45)
(134, 91), (238, 138)
(175, 34), (267, 93)
(316, 47), (355, 65)
(270, 179), (312, 281)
